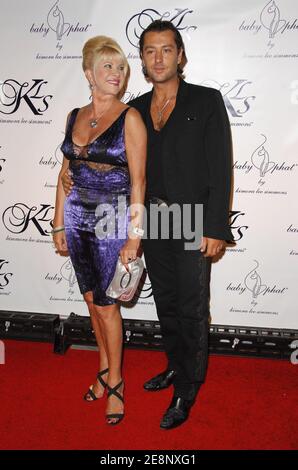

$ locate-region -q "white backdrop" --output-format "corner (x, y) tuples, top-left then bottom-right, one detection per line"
(0, 0), (297, 328)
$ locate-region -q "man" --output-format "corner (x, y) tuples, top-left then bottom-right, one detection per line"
(131, 20), (233, 430)
(62, 20), (233, 429)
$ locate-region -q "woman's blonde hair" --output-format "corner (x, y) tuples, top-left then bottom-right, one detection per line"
(82, 35), (130, 98)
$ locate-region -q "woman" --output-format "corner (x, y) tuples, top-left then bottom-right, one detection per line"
(52, 36), (147, 425)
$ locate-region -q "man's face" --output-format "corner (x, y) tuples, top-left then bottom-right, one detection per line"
(141, 30), (183, 84)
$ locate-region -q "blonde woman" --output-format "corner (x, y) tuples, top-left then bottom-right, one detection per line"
(52, 36), (146, 425)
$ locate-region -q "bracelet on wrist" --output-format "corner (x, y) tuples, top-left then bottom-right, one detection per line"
(51, 225), (65, 235)
(128, 226), (144, 239)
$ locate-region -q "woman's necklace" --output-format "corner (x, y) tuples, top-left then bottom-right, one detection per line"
(90, 115), (100, 128)
(89, 102), (113, 128)
(89, 109), (106, 128)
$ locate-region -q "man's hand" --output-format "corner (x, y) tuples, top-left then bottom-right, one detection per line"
(200, 237), (226, 257)
(61, 169), (74, 196)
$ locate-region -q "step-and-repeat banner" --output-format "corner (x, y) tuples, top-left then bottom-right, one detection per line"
(0, 0), (297, 328)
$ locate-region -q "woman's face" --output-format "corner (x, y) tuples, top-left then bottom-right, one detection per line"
(88, 53), (126, 97)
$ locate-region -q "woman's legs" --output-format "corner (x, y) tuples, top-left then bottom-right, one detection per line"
(94, 302), (124, 424)
(83, 291), (109, 399)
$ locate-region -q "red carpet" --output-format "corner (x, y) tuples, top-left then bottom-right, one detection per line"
(0, 339), (297, 450)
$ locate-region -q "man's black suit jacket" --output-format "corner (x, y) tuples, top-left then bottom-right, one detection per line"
(129, 79), (233, 242)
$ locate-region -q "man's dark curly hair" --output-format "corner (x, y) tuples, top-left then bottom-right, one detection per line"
(139, 20), (187, 76)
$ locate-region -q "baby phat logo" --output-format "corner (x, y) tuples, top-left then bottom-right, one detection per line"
(126, 7), (197, 48)
(244, 260), (267, 299)
(251, 134), (297, 178)
(233, 134), (297, 179)
(260, 1), (286, 38)
(251, 135), (275, 177)
(30, 0), (92, 41)
(227, 260), (288, 300)
(60, 259), (77, 288)
(239, 0), (298, 38)
(244, 260), (288, 300)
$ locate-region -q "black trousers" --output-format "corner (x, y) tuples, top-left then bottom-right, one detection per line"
(142, 232), (211, 401)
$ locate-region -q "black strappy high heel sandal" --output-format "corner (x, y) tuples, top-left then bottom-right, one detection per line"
(83, 368), (109, 401)
(106, 380), (124, 425)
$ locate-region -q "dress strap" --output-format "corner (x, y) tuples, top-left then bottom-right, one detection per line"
(122, 107), (130, 121)
(65, 108), (79, 137)
(122, 107), (130, 117)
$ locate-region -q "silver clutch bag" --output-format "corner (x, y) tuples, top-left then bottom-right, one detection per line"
(106, 257), (144, 302)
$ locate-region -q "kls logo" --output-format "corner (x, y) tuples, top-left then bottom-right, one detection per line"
(229, 210), (248, 242)
(126, 8), (197, 48)
(200, 79), (255, 118)
(30, 0), (92, 41)
(0, 259), (13, 290)
(0, 79), (52, 115)
(2, 203), (53, 236)
(123, 91), (142, 104)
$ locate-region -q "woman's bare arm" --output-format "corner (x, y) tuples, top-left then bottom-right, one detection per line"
(120, 107), (147, 265)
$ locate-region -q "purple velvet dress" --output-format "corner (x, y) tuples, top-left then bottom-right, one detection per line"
(60, 107), (130, 306)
